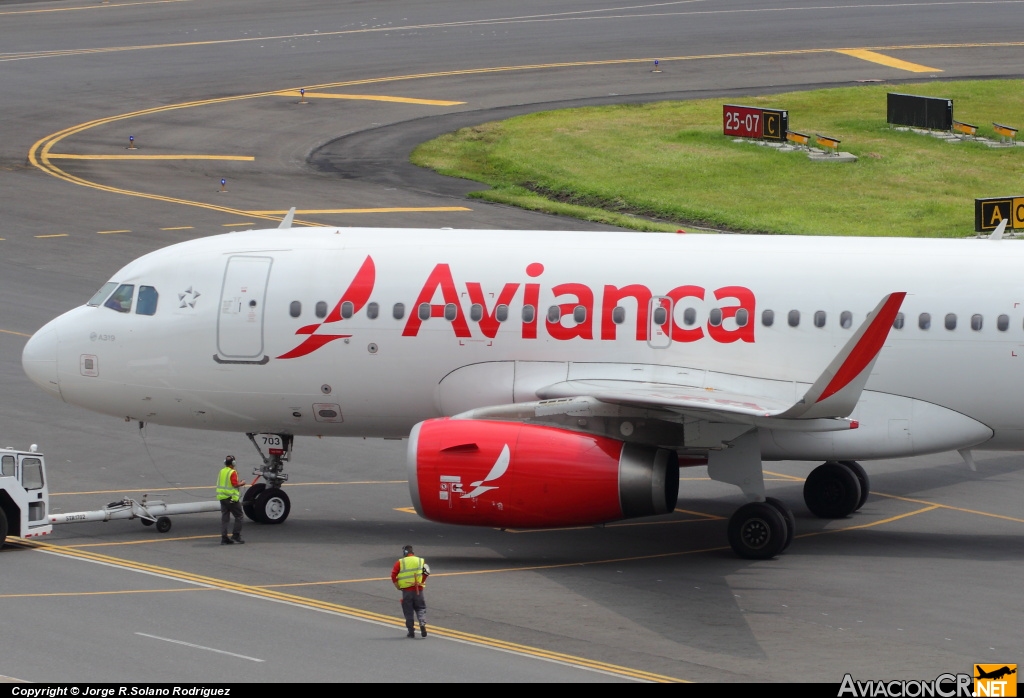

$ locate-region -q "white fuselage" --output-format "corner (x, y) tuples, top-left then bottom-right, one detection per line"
(22, 228), (1024, 461)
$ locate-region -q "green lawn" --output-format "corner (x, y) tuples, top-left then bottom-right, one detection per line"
(411, 80), (1024, 236)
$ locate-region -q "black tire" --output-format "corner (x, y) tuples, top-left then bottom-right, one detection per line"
(242, 483), (266, 522)
(804, 461), (862, 519)
(764, 497), (796, 552)
(0, 509), (8, 548)
(254, 488), (290, 524)
(727, 501), (788, 559)
(838, 460), (870, 511)
(141, 518), (155, 526)
(155, 517), (172, 533)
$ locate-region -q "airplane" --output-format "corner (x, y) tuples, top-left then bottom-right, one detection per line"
(20, 216), (1020, 559)
(975, 666), (1017, 681)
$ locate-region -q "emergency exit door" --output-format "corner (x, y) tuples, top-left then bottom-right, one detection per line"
(216, 256), (272, 362)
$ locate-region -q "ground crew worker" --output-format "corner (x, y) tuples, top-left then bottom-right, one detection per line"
(216, 455), (247, 545)
(391, 544), (430, 638)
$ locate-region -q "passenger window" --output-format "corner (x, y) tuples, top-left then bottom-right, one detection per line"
(496, 304), (509, 322)
(289, 301), (302, 318)
(840, 311), (853, 329)
(104, 284), (134, 313)
(392, 303), (405, 320)
(919, 313), (931, 330)
(735, 308), (749, 327)
(971, 314), (983, 331)
(547, 306), (561, 323)
(814, 311), (826, 328)
(522, 305), (536, 323)
(418, 303), (431, 321)
(316, 301), (328, 319)
(444, 303), (457, 321)
(1, 455), (14, 477)
(788, 310), (800, 327)
(366, 302), (379, 320)
(893, 312), (905, 330)
(945, 313), (957, 331)
(87, 281), (118, 307)
(997, 314), (1009, 331)
(573, 306), (586, 323)
(762, 309), (774, 327)
(708, 308), (722, 326)
(136, 286), (158, 316)
(653, 306), (668, 325)
(470, 304), (483, 322)
(683, 308), (697, 326)
(341, 301), (354, 319)
(612, 307), (626, 324)
(22, 458), (44, 490)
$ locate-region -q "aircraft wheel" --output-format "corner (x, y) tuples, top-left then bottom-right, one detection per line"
(728, 502), (788, 560)
(156, 517), (172, 533)
(242, 483), (266, 522)
(141, 518), (155, 527)
(764, 497), (796, 552)
(804, 461), (862, 519)
(254, 488), (290, 525)
(838, 460), (870, 511)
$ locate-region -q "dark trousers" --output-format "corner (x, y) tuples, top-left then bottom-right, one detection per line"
(400, 589), (426, 629)
(220, 499), (243, 536)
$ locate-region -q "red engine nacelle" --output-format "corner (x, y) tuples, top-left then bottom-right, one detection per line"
(408, 419), (679, 528)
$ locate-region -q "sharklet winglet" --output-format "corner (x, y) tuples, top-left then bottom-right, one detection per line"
(778, 292), (906, 420)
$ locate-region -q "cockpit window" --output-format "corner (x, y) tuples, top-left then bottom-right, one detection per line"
(136, 286), (158, 316)
(87, 282), (118, 307)
(104, 284), (134, 313)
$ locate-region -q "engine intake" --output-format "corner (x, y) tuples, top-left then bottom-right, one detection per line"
(408, 419), (679, 528)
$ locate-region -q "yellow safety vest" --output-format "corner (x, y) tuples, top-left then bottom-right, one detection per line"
(216, 467), (240, 502)
(396, 556), (426, 589)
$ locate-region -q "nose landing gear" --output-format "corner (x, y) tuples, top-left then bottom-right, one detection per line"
(243, 433), (293, 524)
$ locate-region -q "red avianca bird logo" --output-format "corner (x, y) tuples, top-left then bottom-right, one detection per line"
(277, 256), (376, 359)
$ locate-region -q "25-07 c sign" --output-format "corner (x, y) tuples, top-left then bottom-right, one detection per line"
(723, 105), (788, 141)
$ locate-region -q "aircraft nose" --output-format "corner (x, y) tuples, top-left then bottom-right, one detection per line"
(22, 325), (62, 400)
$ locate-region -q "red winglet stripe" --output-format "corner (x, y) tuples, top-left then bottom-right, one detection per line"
(816, 292), (906, 403)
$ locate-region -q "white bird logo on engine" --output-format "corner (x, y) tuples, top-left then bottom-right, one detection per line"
(460, 444), (510, 499)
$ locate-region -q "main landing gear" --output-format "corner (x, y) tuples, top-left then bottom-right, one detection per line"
(803, 460), (869, 519)
(243, 433), (293, 525)
(709, 434), (871, 559)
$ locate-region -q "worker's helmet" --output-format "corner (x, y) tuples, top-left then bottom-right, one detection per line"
(224, 455), (236, 466)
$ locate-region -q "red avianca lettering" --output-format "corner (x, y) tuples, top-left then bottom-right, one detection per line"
(279, 257), (755, 359)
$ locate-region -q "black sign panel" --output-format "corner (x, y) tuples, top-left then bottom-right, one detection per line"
(887, 93), (953, 131)
(974, 196), (1024, 232)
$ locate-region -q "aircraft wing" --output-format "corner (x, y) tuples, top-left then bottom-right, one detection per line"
(454, 292), (905, 435)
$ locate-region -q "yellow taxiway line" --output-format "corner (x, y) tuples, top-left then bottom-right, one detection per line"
(47, 154), (255, 161)
(0, 0), (191, 16)
(246, 207), (472, 215)
(278, 91), (464, 106)
(835, 49), (941, 73)
(7, 540), (685, 683)
(0, 328), (31, 338)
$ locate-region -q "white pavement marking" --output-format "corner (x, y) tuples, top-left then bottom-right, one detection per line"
(134, 632), (265, 662)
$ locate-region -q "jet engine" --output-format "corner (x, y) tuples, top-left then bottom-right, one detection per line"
(407, 419), (679, 528)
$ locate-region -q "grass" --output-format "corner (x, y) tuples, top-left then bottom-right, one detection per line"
(410, 80), (1024, 236)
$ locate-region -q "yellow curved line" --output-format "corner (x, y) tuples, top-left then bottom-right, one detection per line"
(28, 41), (1024, 221)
